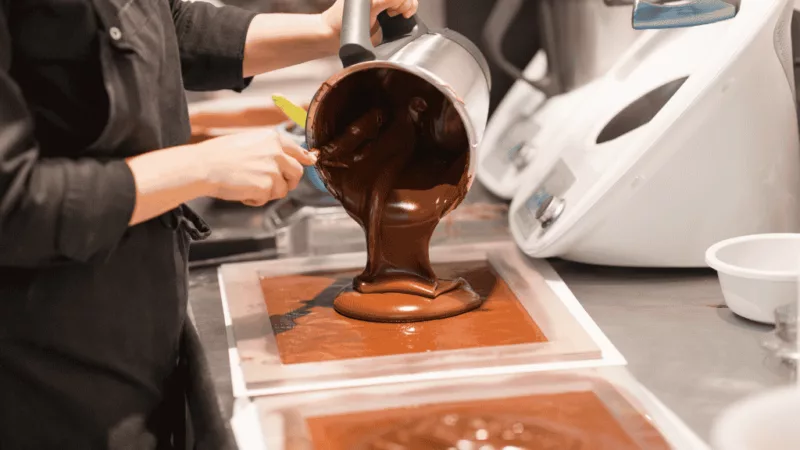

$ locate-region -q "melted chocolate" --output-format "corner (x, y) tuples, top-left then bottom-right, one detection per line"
(261, 261), (547, 365)
(306, 383), (671, 450)
(357, 414), (585, 449)
(310, 68), (477, 322)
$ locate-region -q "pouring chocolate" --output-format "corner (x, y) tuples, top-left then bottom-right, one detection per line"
(306, 1), (491, 323)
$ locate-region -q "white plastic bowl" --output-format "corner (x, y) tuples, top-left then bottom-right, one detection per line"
(711, 385), (800, 450)
(705, 234), (800, 324)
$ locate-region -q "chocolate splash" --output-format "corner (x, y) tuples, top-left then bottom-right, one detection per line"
(310, 68), (479, 323)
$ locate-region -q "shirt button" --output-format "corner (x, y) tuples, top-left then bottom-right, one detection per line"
(109, 27), (122, 41)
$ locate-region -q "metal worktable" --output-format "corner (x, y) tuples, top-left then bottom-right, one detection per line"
(187, 186), (793, 444)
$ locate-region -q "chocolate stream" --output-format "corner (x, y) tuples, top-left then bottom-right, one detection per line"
(311, 68), (479, 322)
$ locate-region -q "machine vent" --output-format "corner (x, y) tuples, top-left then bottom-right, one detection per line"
(595, 76), (689, 144)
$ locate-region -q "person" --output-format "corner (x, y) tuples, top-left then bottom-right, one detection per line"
(0, 0), (419, 448)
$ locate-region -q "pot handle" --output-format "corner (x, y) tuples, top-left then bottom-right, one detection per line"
(339, 0), (427, 68)
(482, 0), (560, 97)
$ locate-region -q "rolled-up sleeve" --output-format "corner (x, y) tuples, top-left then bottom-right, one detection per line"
(0, 11), (136, 267)
(169, 0), (258, 92)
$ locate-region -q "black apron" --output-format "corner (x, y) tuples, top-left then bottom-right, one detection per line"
(0, 0), (248, 448)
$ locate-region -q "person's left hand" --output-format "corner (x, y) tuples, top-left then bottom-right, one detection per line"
(321, 0), (419, 44)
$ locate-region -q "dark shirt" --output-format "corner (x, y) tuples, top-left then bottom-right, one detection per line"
(0, 0), (257, 448)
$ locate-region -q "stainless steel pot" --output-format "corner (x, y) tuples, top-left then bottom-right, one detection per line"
(484, 0), (640, 98)
(305, 0), (492, 181)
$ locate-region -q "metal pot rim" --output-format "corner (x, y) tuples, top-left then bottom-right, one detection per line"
(305, 60), (479, 154)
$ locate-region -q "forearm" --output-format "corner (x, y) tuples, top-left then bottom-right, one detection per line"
(242, 14), (338, 78)
(126, 145), (211, 226)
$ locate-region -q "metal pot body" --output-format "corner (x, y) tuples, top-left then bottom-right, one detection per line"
(545, 0), (640, 93)
(306, 29), (491, 183)
(483, 0), (640, 97)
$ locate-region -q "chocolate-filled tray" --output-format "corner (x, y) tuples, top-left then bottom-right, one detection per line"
(218, 241), (624, 397)
(232, 367), (706, 450)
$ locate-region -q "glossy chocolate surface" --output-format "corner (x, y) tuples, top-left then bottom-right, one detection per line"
(261, 261), (547, 364)
(309, 68), (476, 322)
(306, 381), (671, 450)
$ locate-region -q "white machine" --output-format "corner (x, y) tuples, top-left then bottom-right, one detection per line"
(476, 0), (641, 199)
(510, 0), (800, 267)
(476, 59), (624, 200)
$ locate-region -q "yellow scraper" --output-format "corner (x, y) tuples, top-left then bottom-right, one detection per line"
(272, 94), (307, 129)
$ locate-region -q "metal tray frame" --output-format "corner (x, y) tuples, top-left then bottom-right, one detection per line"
(218, 240), (625, 397)
(231, 367), (708, 450)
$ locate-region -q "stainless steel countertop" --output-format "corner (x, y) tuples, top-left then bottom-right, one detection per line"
(187, 190), (794, 444)
(549, 261), (793, 440)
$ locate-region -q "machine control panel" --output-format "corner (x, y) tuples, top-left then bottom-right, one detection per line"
(535, 196), (566, 229)
(483, 119), (541, 180)
(514, 159), (576, 237)
(507, 141), (537, 171)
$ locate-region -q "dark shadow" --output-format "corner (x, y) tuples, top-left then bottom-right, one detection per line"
(715, 307), (775, 333)
(596, 77), (688, 144)
(268, 277), (351, 335)
(549, 258), (715, 282)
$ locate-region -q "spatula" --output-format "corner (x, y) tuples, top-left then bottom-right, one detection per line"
(272, 94), (308, 129)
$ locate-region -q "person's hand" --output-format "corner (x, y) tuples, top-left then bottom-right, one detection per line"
(195, 129), (317, 206)
(321, 0), (420, 44)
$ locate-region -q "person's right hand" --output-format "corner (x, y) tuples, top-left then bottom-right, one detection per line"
(196, 129), (317, 206)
